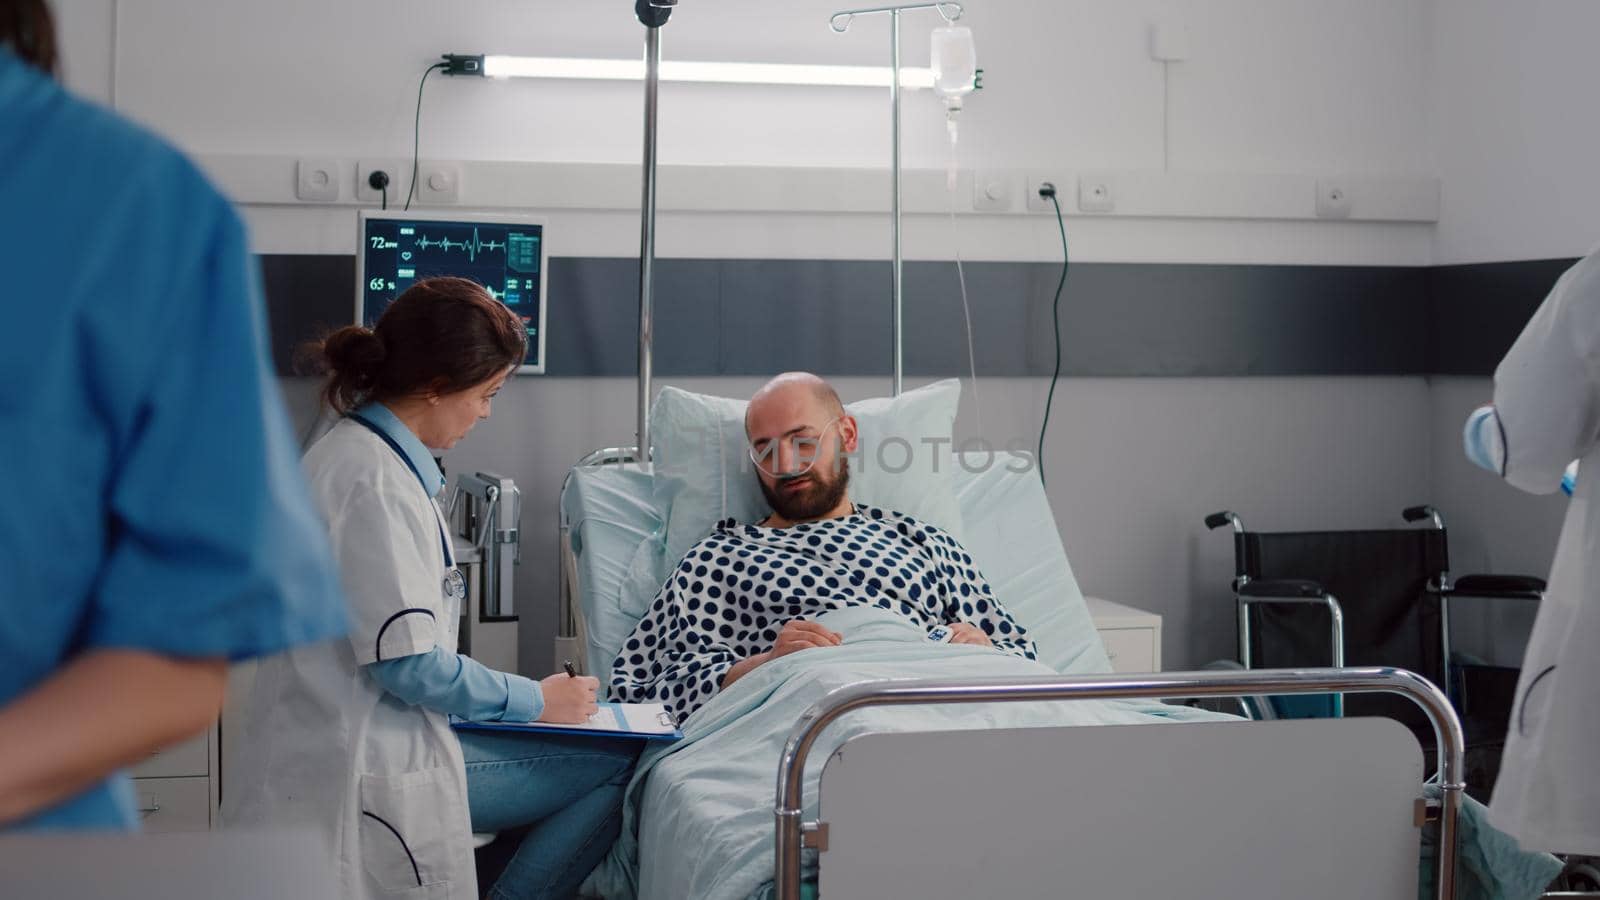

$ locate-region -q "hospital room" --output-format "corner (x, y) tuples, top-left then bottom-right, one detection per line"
(6, 0), (1600, 897)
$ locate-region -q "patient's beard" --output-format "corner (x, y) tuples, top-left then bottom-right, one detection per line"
(761, 457), (850, 523)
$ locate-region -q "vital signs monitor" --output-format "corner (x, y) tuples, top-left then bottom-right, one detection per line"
(356, 211), (548, 374)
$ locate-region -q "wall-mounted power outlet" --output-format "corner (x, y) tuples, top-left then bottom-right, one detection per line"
(1027, 174), (1065, 212)
(416, 162), (462, 205)
(356, 159), (408, 205)
(1078, 176), (1115, 213)
(1315, 179), (1352, 219)
(972, 171), (1013, 212)
(295, 158), (341, 202)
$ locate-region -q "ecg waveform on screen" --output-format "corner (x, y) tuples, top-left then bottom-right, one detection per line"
(414, 228), (506, 263)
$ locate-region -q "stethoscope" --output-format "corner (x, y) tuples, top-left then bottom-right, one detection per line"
(348, 413), (467, 606)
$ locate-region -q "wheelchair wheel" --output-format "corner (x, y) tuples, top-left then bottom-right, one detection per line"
(1567, 860), (1600, 891)
(1552, 858), (1600, 892)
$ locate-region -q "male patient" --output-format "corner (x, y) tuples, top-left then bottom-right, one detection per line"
(610, 373), (1037, 720)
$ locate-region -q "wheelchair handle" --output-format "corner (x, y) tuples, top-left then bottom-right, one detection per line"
(1403, 505), (1444, 529)
(1205, 511), (1244, 533)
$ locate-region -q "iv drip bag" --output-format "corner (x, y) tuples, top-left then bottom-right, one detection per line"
(931, 25), (976, 106)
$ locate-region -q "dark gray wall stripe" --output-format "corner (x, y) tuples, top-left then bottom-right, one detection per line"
(261, 255), (355, 375)
(1012, 263), (1429, 377)
(258, 254), (1574, 379)
(1425, 258), (1577, 376)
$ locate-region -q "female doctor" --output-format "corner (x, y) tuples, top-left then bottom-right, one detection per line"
(224, 278), (639, 900)
(1462, 244), (1600, 856)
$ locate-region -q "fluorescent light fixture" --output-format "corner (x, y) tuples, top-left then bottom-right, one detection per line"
(476, 55), (935, 89)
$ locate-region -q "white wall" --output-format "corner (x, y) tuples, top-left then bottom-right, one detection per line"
(1429, 0), (1600, 264)
(1026, 375), (1433, 669)
(57, 0), (1438, 266)
(50, 0), (115, 104)
(99, 0), (1432, 175)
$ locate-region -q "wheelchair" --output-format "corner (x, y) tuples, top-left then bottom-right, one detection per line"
(1203, 505), (1544, 800)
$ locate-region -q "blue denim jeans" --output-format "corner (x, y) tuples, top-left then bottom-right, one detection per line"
(459, 729), (640, 900)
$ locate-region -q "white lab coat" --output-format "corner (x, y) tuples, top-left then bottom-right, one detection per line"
(222, 420), (476, 899)
(1484, 246), (1600, 856)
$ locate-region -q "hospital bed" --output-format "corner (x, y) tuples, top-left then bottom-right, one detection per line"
(544, 15), (1535, 890)
(556, 443), (1498, 900)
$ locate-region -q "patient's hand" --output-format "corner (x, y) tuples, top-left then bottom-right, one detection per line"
(771, 619), (843, 658)
(721, 619), (842, 691)
(947, 623), (993, 648)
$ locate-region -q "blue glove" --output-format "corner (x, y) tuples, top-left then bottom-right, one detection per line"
(1462, 405), (1505, 474)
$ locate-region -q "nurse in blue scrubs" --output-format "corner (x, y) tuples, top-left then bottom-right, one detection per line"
(0, 2), (346, 831)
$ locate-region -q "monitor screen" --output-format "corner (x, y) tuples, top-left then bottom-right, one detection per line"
(356, 211), (547, 374)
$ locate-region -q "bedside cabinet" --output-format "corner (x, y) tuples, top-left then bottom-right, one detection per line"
(129, 724), (218, 832)
(1085, 597), (1163, 673)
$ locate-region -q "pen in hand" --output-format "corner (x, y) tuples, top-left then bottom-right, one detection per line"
(564, 660), (578, 678)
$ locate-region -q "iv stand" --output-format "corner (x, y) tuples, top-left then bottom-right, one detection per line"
(830, 2), (963, 397)
(635, 0), (673, 463)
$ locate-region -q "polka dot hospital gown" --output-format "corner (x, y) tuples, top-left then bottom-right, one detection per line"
(609, 504), (1038, 721)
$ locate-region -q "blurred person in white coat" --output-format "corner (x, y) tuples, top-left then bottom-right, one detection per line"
(1462, 244), (1600, 855)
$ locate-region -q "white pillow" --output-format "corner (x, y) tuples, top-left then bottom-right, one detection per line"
(650, 379), (967, 568)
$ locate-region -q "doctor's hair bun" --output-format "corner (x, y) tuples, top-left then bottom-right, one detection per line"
(306, 277), (526, 417)
(309, 326), (387, 414)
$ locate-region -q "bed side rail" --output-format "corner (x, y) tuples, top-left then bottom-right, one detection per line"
(555, 446), (644, 673)
(774, 666), (1465, 900)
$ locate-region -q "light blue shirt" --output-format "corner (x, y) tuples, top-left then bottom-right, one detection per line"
(348, 404), (541, 722)
(350, 402), (445, 498)
(0, 50), (347, 830)
(367, 647), (543, 723)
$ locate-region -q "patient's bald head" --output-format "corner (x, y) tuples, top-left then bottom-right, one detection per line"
(745, 372), (844, 434)
(745, 373), (858, 526)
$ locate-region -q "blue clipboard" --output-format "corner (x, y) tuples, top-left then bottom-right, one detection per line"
(450, 702), (682, 742)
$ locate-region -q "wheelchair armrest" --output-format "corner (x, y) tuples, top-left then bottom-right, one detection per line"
(1238, 579), (1328, 599)
(1450, 574), (1545, 600)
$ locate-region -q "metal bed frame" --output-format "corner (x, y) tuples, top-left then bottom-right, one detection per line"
(773, 666), (1465, 900)
(548, 6), (1496, 899)
(558, 464), (1480, 898)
